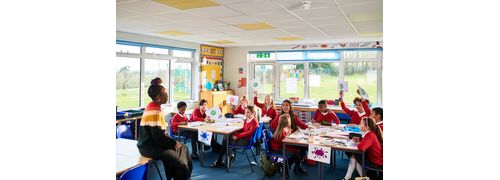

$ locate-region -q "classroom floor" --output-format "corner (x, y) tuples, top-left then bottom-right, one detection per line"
(143, 140), (363, 180)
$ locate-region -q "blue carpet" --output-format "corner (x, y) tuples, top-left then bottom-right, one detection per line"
(144, 140), (364, 180)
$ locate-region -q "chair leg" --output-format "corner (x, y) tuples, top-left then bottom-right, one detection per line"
(243, 149), (254, 173)
(151, 161), (163, 180)
(250, 148), (258, 164)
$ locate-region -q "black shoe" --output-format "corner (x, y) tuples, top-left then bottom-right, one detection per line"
(209, 160), (225, 168)
(191, 153), (199, 160)
(294, 165), (308, 175)
(203, 145), (211, 151)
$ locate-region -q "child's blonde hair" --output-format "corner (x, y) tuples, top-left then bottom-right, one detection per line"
(273, 114), (291, 140)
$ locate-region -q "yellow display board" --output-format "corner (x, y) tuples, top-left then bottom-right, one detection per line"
(201, 64), (221, 82)
(201, 45), (224, 57)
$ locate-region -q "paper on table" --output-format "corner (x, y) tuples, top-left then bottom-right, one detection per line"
(224, 118), (242, 123)
(220, 126), (240, 132)
(188, 122), (205, 127)
(288, 131), (305, 139)
(210, 122), (228, 127)
(234, 114), (246, 119)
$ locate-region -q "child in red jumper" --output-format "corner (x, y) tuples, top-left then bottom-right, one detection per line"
(171, 101), (201, 160)
(370, 107), (383, 131)
(190, 99), (209, 122)
(210, 106), (259, 168)
(339, 90), (370, 125)
(233, 96), (248, 115)
(342, 117), (383, 180)
(312, 100), (340, 126)
(270, 114), (303, 177)
(253, 90), (279, 122)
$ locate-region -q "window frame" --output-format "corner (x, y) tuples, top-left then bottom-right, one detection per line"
(249, 49), (383, 106)
(116, 41), (196, 109)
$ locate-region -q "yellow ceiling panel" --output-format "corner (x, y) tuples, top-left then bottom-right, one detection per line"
(153, 0), (219, 10)
(209, 40), (235, 44)
(235, 22), (274, 30)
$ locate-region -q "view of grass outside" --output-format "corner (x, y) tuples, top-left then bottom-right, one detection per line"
(142, 59), (169, 106)
(173, 63), (192, 101)
(116, 57), (140, 109)
(343, 62), (378, 105)
(279, 64), (305, 99)
(309, 62), (339, 101)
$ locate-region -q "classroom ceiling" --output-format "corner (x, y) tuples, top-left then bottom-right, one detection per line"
(117, 0), (382, 47)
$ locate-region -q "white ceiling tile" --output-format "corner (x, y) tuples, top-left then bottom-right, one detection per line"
(187, 6), (243, 18)
(154, 12), (204, 22)
(225, 0), (284, 15)
(341, 1), (382, 15)
(306, 16), (349, 26)
(272, 0), (335, 11)
(317, 24), (358, 36)
(353, 21), (382, 33)
(269, 20), (309, 29)
(176, 18), (227, 27)
(117, 7), (142, 19)
(213, 0), (251, 5)
(204, 25), (242, 32)
(118, 0), (179, 15)
(336, 0), (382, 6)
(293, 7), (344, 19)
(253, 11), (298, 23)
(217, 15), (261, 24)
(118, 16), (178, 29)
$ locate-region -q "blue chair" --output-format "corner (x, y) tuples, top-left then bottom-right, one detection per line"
(168, 116), (189, 144)
(230, 122), (264, 173)
(261, 128), (289, 177)
(119, 163), (148, 180)
(116, 124), (133, 140)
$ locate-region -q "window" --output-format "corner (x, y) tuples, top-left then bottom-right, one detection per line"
(276, 51), (304, 60)
(143, 59), (170, 105)
(306, 51), (339, 60)
(172, 63), (192, 101)
(343, 62), (378, 105)
(116, 44), (140, 54)
(279, 64), (305, 99)
(309, 62), (339, 101)
(173, 50), (193, 58)
(145, 46), (169, 55)
(253, 64), (274, 101)
(116, 57), (141, 109)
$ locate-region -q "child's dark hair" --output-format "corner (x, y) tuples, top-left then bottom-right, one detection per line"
(280, 99), (298, 131)
(177, 101), (187, 109)
(148, 78), (165, 101)
(199, 99), (207, 106)
(246, 105), (255, 114)
(318, 100), (326, 105)
(372, 107), (383, 119)
(362, 117), (383, 147)
(353, 97), (362, 104)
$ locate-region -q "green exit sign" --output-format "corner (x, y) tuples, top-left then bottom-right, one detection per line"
(256, 53), (270, 58)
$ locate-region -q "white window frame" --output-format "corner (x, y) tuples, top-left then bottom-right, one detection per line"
(116, 43), (196, 108)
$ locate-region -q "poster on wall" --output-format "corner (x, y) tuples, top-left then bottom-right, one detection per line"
(286, 78), (297, 93)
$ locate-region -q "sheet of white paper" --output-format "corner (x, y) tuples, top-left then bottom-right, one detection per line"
(307, 144), (331, 164)
(188, 122), (205, 127)
(337, 80), (348, 92)
(309, 75), (321, 87)
(211, 70), (216, 80)
(226, 95), (239, 106)
(286, 78), (297, 93)
(210, 122), (228, 127)
(198, 129), (213, 146)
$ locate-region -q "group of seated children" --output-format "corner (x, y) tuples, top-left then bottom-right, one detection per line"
(167, 85), (383, 180)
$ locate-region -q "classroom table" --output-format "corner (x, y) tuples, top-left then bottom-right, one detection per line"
(116, 117), (141, 140)
(281, 125), (364, 180)
(177, 118), (244, 173)
(116, 138), (151, 176)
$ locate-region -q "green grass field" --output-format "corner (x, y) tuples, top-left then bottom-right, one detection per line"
(278, 73), (378, 104)
(117, 88), (191, 109)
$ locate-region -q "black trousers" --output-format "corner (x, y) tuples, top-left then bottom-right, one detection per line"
(139, 145), (192, 180)
(178, 131), (200, 154)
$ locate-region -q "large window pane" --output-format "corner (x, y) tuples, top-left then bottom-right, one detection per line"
(276, 51), (304, 60)
(145, 46), (169, 55)
(309, 62), (339, 101)
(143, 59), (170, 105)
(116, 44), (140, 54)
(116, 57), (140, 109)
(254, 64), (274, 101)
(279, 64), (304, 99)
(172, 63), (192, 101)
(343, 62), (378, 105)
(173, 50), (193, 58)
